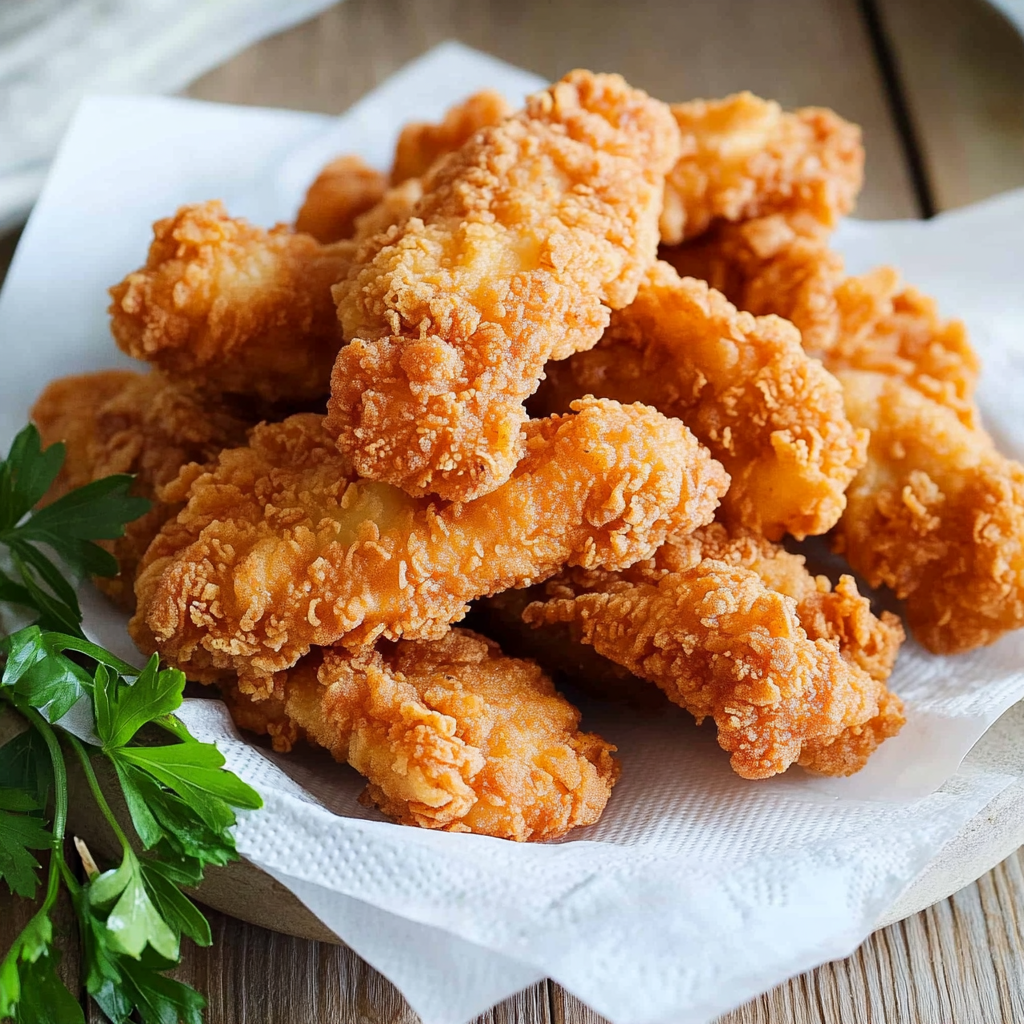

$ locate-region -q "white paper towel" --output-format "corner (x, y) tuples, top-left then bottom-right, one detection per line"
(2, 42), (1024, 1024)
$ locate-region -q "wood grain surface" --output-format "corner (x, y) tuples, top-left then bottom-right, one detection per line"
(4, 0), (1024, 1022)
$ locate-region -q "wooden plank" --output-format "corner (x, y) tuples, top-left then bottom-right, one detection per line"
(186, 0), (917, 220)
(101, 905), (550, 1024)
(875, 0), (1024, 211)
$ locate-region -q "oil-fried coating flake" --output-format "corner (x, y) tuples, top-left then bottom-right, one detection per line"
(660, 92), (864, 245)
(534, 262), (866, 540)
(390, 89), (513, 184)
(524, 539), (903, 780)
(328, 71), (682, 501)
(222, 629), (618, 841)
(109, 201), (355, 403)
(131, 397), (728, 694)
(31, 369), (254, 608)
(351, 178), (424, 242)
(835, 370), (1024, 655)
(295, 155), (388, 243)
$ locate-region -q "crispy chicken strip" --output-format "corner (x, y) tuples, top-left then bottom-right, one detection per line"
(664, 213), (980, 422)
(109, 201), (355, 403)
(835, 370), (1024, 654)
(131, 397), (728, 694)
(222, 628), (618, 841)
(475, 521), (904, 718)
(524, 535), (903, 780)
(533, 262), (866, 539)
(328, 70), (682, 501)
(295, 155), (388, 243)
(660, 92), (864, 245)
(31, 369), (254, 608)
(390, 89), (513, 185)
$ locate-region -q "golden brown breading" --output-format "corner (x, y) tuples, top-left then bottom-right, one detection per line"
(222, 629), (618, 841)
(660, 92), (864, 245)
(328, 71), (682, 501)
(524, 544), (903, 780)
(835, 370), (1024, 655)
(295, 155), (388, 243)
(131, 398), (728, 694)
(31, 369), (254, 608)
(390, 89), (512, 184)
(533, 262), (867, 540)
(109, 201), (355, 403)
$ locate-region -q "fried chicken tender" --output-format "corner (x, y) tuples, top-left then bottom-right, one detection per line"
(109, 201), (355, 403)
(475, 521), (905, 726)
(31, 369), (254, 607)
(534, 262), (866, 540)
(524, 530), (904, 779)
(295, 155), (388, 243)
(132, 397), (728, 694)
(660, 92), (864, 245)
(221, 629), (618, 841)
(390, 89), (513, 184)
(665, 214), (980, 420)
(835, 370), (1024, 655)
(328, 70), (682, 501)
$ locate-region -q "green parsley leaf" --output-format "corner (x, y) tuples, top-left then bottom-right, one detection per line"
(95, 655), (186, 750)
(0, 808), (52, 898)
(79, 890), (205, 1024)
(8, 945), (84, 1024)
(140, 859), (212, 947)
(0, 426), (65, 533)
(114, 760), (237, 868)
(115, 743), (262, 833)
(0, 728), (52, 805)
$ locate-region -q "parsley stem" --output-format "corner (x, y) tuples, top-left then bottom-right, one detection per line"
(65, 733), (132, 854)
(15, 703), (71, 912)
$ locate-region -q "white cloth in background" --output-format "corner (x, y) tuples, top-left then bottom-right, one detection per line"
(2, 40), (1024, 1024)
(0, 0), (341, 231)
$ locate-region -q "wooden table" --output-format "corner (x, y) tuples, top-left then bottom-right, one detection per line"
(3, 0), (1024, 1021)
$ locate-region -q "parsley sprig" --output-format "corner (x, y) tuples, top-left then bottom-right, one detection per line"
(0, 425), (263, 1023)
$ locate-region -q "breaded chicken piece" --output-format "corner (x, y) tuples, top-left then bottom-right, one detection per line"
(221, 629), (618, 841)
(533, 263), (866, 540)
(131, 398), (728, 694)
(835, 370), (1024, 654)
(481, 522), (904, 774)
(660, 92), (864, 245)
(390, 89), (513, 185)
(665, 214), (980, 422)
(109, 201), (355, 403)
(295, 155), (388, 243)
(31, 369), (254, 608)
(328, 71), (682, 501)
(524, 543), (903, 780)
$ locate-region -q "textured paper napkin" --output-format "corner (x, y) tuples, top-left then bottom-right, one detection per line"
(2, 42), (1024, 1024)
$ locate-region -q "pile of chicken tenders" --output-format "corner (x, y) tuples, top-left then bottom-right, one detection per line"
(32, 71), (1024, 841)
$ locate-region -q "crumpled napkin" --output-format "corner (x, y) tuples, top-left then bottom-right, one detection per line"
(2, 41), (1024, 1024)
